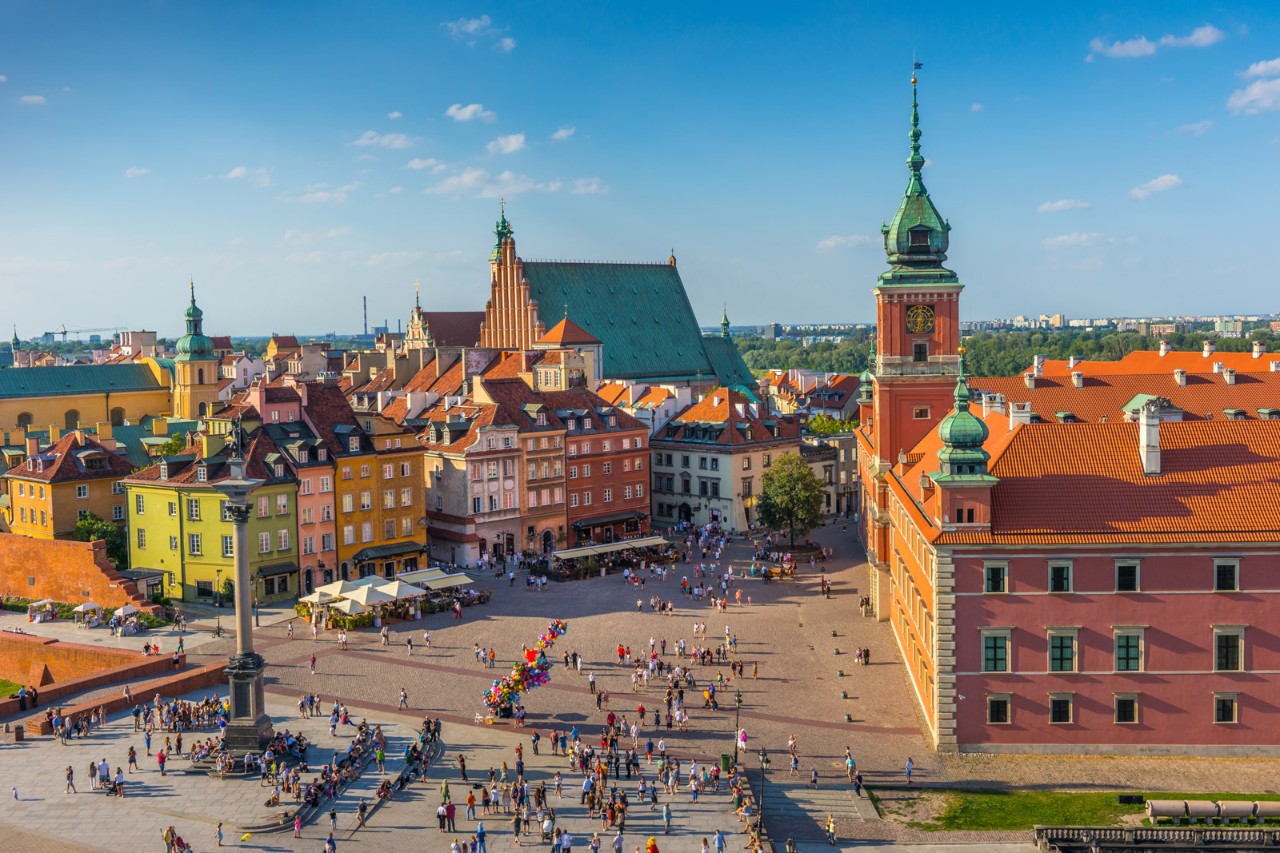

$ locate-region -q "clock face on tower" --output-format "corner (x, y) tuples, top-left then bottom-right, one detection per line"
(906, 304), (936, 334)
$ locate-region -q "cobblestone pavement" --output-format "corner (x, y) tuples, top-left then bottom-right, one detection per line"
(2, 522), (1277, 851)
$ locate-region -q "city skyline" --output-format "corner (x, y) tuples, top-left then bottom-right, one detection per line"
(2, 2), (1278, 336)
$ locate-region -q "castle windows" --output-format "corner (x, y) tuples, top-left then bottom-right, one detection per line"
(913, 342), (928, 363)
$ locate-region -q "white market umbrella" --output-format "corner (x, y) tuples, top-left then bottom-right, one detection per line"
(73, 602), (102, 614)
(299, 591), (337, 605)
(316, 580), (362, 598)
(116, 604), (140, 617)
(344, 586), (396, 607)
(376, 580), (426, 600)
(30, 599), (56, 607)
(329, 598), (366, 615)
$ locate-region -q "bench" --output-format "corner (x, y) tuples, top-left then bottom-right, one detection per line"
(1146, 800), (1186, 824)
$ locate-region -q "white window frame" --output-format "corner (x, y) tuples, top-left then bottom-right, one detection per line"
(1213, 625), (1246, 672)
(1214, 691), (1239, 725)
(1048, 561), (1073, 594)
(1047, 628), (1079, 674)
(75, 484), (89, 499)
(985, 693), (1011, 725)
(1114, 692), (1139, 725)
(1115, 560), (1141, 593)
(1214, 558), (1240, 593)
(983, 561), (1008, 594)
(980, 627), (1011, 673)
(1048, 692), (1075, 725)
(1113, 627), (1146, 673)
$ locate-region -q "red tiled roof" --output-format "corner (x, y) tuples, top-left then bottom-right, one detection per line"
(538, 317), (601, 346)
(270, 335), (301, 349)
(211, 336), (233, 351)
(422, 311), (484, 347)
(969, 371), (1280, 424)
(660, 387), (800, 446)
(931, 419), (1280, 545)
(3, 431), (135, 483)
(1036, 349), (1280, 377)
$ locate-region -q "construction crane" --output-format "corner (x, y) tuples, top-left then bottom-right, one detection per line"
(44, 325), (128, 341)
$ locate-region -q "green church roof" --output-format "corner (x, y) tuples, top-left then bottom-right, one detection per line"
(521, 260), (753, 387)
(0, 364), (164, 400)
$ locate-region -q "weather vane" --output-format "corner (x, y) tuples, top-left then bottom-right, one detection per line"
(912, 55), (923, 84)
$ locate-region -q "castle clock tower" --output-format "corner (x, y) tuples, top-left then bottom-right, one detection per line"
(870, 73), (964, 467)
(172, 283), (219, 421)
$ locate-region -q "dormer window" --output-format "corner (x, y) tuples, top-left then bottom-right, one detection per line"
(909, 227), (931, 249)
(317, 448), (327, 461)
(159, 462), (168, 481)
(347, 437), (359, 452)
(196, 465), (207, 483)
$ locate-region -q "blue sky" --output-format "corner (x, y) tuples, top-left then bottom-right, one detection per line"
(2, 2), (1278, 337)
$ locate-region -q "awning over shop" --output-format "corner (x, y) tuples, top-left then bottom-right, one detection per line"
(571, 510), (646, 529)
(422, 574), (473, 591)
(350, 541), (425, 563)
(257, 561), (299, 578)
(396, 567), (454, 585)
(553, 534), (670, 560)
(119, 568), (166, 582)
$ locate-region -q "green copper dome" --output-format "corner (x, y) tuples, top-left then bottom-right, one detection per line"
(491, 204), (514, 261)
(878, 77), (958, 289)
(936, 351), (990, 472)
(174, 283), (214, 362)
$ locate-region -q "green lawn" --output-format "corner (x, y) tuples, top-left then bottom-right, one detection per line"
(0, 679), (24, 698)
(908, 789), (1280, 831)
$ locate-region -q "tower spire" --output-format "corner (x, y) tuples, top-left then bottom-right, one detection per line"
(414, 279), (421, 309)
(720, 303), (731, 339)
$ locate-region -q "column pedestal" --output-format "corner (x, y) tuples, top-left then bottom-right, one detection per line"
(222, 652), (273, 752)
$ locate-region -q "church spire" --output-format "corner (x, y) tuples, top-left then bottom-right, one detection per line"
(492, 200), (514, 261)
(721, 304), (731, 339)
(414, 279), (421, 309)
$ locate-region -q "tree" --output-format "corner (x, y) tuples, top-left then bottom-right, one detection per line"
(72, 512), (128, 568)
(153, 433), (186, 456)
(806, 413), (858, 435)
(756, 452), (826, 547)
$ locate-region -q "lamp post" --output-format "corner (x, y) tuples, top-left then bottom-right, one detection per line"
(733, 689), (743, 766)
(757, 747), (771, 838)
(214, 566), (223, 633)
(211, 420), (274, 752)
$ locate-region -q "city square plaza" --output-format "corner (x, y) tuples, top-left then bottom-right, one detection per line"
(2, 525), (1277, 852)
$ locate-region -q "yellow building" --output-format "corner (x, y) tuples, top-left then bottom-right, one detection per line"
(3, 430), (134, 539)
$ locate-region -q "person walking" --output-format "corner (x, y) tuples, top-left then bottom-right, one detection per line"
(215, 822), (225, 847)
(64, 765), (76, 794)
(662, 803), (672, 834)
(475, 821), (488, 853)
(399, 688), (409, 709)
(407, 637), (415, 656)
(904, 756), (913, 783)
(825, 814), (836, 846)
(310, 653), (317, 674)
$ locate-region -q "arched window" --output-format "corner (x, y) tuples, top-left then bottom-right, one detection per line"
(17, 412), (33, 428)
(197, 368), (205, 385)
(110, 407), (126, 427)
(198, 402), (208, 418)
(64, 410), (80, 431)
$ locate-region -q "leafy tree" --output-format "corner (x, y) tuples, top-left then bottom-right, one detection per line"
(72, 513), (128, 568)
(153, 433), (186, 456)
(757, 452), (826, 547)
(805, 413), (858, 435)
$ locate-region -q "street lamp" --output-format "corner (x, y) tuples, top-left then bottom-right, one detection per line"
(733, 689), (743, 766)
(215, 566), (223, 632)
(757, 747), (771, 838)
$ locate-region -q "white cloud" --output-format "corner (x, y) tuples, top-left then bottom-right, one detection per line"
(1160, 25), (1225, 48)
(1243, 57), (1280, 78)
(405, 157), (446, 172)
(388, 186), (403, 194)
(387, 110), (403, 120)
(1041, 232), (1102, 249)
(0, 75), (7, 83)
(223, 166), (273, 187)
(1037, 199), (1092, 213)
(425, 168), (561, 199)
(970, 103), (983, 112)
(497, 37), (517, 52)
(1128, 174), (1183, 200)
(1173, 119), (1214, 136)
(296, 181), (361, 204)
(366, 251), (426, 268)
(282, 228), (311, 245)
(285, 251), (326, 265)
(1089, 35), (1156, 58)
(445, 14), (493, 41)
(445, 103), (496, 123)
(19, 94), (46, 104)
(124, 166), (151, 178)
(570, 178), (607, 195)
(324, 226), (350, 239)
(1088, 24), (1224, 59)
(353, 130), (413, 149)
(487, 133), (526, 155)
(816, 234), (872, 251)
(1229, 78), (1280, 114)
(550, 126), (576, 141)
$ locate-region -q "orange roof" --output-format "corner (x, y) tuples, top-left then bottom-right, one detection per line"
(538, 317), (600, 346)
(932, 419), (1280, 545)
(1036, 349), (1280, 377)
(659, 387), (800, 446)
(969, 371), (1280, 424)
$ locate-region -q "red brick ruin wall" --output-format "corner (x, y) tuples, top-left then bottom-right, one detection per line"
(0, 535), (153, 610)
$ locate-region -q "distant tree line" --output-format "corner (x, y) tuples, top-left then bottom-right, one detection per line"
(738, 327), (1279, 379)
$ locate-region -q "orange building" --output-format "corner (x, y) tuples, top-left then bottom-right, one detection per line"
(4, 430), (134, 539)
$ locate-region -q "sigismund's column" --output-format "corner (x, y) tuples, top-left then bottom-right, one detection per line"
(212, 427), (274, 752)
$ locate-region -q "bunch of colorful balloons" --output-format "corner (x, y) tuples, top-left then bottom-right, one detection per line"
(481, 618), (569, 713)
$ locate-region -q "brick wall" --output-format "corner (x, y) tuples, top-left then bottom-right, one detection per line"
(0, 632), (137, 686)
(0, 534), (154, 610)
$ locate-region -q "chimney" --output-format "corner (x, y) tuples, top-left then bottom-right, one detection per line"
(1253, 340), (1267, 359)
(1224, 368), (1237, 386)
(1159, 340), (1172, 357)
(1071, 371), (1084, 389)
(153, 417), (169, 436)
(1023, 372), (1036, 390)
(48, 425), (61, 442)
(95, 421), (113, 441)
(1203, 340), (1216, 358)
(25, 436), (40, 455)
(1212, 361), (1224, 374)
(1138, 402), (1161, 476)
(1009, 401), (1033, 428)
(1068, 355), (1083, 369)
(1033, 355), (1046, 377)
(1173, 369), (1187, 387)
(1272, 360), (1280, 373)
